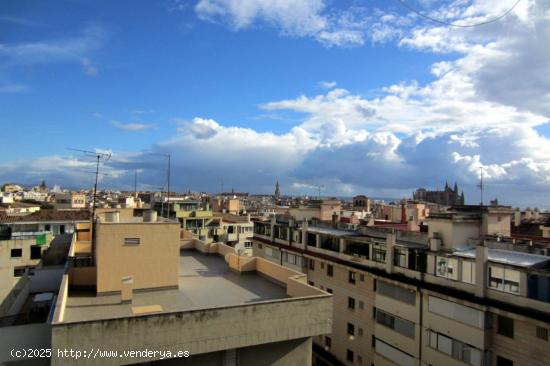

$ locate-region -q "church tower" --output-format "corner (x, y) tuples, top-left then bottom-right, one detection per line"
(274, 180), (281, 203)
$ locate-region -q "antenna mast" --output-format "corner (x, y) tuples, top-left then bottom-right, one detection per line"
(68, 148), (111, 220)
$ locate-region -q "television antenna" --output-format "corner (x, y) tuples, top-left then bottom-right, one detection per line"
(68, 148), (111, 220)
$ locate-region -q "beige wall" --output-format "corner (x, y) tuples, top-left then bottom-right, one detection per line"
(95, 221), (180, 293)
(0, 236), (49, 301)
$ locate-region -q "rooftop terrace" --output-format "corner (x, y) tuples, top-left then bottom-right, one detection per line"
(62, 250), (290, 323)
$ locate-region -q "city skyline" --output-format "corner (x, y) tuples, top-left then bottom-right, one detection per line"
(1, 0), (549, 208)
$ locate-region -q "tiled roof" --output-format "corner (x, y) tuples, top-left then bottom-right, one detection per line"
(0, 209), (90, 223)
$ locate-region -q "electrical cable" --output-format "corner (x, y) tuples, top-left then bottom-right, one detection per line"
(394, 0), (522, 28)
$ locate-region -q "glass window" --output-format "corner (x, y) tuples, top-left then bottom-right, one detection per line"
(428, 296), (484, 328)
(497, 315), (514, 338)
(346, 349), (354, 362)
(347, 322), (355, 336)
(349, 271), (356, 284)
(10, 248), (22, 258)
(376, 280), (416, 305)
(308, 259), (315, 270)
(489, 266), (520, 294)
(461, 261), (476, 284)
(496, 356), (513, 366)
(436, 257), (459, 280)
(348, 297), (356, 310)
(438, 334), (453, 355)
(375, 308), (415, 339)
(327, 264), (333, 277)
(394, 247), (408, 268)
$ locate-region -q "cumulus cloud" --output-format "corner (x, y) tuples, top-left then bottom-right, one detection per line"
(3, 0), (550, 208)
(194, 0), (397, 46)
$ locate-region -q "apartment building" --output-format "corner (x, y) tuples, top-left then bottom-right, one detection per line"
(214, 213), (254, 255)
(252, 205), (550, 366)
(53, 192), (87, 210)
(1, 208), (333, 365)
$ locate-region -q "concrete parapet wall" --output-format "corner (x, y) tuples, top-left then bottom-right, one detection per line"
(52, 296), (332, 365)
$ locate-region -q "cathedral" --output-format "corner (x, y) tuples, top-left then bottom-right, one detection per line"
(413, 181), (465, 206)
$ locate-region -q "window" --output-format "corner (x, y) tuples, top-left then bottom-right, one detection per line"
(489, 266), (520, 294)
(496, 356), (513, 366)
(13, 267), (26, 277)
(327, 264), (333, 277)
(427, 331), (482, 366)
(326, 288), (333, 294)
(45, 224), (51, 231)
(358, 327), (363, 336)
(346, 349), (354, 362)
(497, 315), (514, 338)
(428, 296), (484, 328)
(244, 242), (252, 248)
(124, 237), (140, 245)
(436, 257), (459, 280)
(376, 280), (416, 305)
(308, 281), (314, 286)
(309, 259), (315, 270)
(375, 308), (415, 339)
(461, 261), (476, 284)
(325, 336), (332, 349)
(360, 274), (365, 282)
(348, 297), (356, 310)
(359, 300), (364, 310)
(536, 326), (548, 341)
(374, 338), (415, 366)
(30, 245), (42, 260)
(347, 322), (355, 336)
(394, 247), (407, 268)
(265, 246), (274, 257)
(258, 243), (262, 249)
(349, 271), (356, 284)
(10, 248), (22, 258)
(372, 245), (386, 263)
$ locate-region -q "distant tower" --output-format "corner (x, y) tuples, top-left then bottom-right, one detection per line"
(274, 180), (281, 203)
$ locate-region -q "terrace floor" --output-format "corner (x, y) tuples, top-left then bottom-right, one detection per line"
(62, 250), (288, 323)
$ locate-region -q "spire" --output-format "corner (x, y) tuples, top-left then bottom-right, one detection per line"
(454, 182), (458, 192)
(445, 181), (449, 190)
(274, 180), (281, 202)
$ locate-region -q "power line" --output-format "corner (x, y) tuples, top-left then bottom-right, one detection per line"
(394, 0), (522, 28)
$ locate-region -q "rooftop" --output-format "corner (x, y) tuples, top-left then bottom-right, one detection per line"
(0, 209), (90, 223)
(308, 226), (361, 237)
(61, 251), (289, 323)
(454, 248), (550, 268)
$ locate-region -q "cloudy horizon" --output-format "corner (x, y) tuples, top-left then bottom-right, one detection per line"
(1, 0), (549, 209)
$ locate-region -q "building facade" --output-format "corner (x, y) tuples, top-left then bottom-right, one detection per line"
(252, 205), (550, 366)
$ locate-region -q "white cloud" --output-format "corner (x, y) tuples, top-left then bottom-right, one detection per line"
(0, 82), (30, 93)
(318, 80), (337, 89)
(111, 120), (155, 131)
(0, 25), (105, 67)
(81, 58), (98, 76)
(2, 0), (550, 208)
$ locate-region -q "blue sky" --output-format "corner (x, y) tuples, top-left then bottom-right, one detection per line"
(1, 0), (549, 208)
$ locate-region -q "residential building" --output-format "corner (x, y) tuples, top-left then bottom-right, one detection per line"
(0, 208), (332, 365)
(252, 204), (550, 366)
(53, 193), (86, 210)
(213, 213), (254, 255)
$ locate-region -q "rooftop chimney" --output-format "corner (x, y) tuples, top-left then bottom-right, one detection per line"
(143, 210), (157, 222)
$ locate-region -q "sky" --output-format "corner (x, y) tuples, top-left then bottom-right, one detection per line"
(0, 0), (549, 208)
